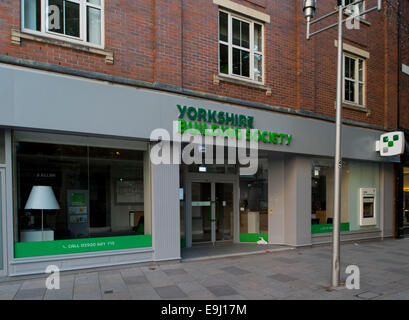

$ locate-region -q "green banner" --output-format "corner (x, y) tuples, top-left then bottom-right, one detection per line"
(14, 235), (152, 258)
(71, 192), (86, 206)
(311, 223), (350, 234)
(240, 233), (269, 243)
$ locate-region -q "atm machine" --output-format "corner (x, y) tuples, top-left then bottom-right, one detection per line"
(360, 188), (377, 226)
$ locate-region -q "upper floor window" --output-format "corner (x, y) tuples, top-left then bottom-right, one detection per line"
(343, 0), (365, 15)
(22, 0), (104, 47)
(344, 54), (365, 106)
(219, 10), (264, 83)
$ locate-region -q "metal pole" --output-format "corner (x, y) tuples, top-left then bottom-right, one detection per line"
(332, 5), (344, 288)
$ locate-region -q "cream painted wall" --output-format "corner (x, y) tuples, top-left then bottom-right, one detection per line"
(0, 130), (4, 164)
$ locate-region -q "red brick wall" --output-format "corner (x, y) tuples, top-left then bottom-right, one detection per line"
(0, 0), (405, 129)
(399, 0), (409, 130)
(0, 0), (155, 82)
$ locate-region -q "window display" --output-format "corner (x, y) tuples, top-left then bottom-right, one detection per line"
(239, 157), (268, 242)
(13, 132), (151, 258)
(311, 158), (350, 234)
(403, 167), (409, 228)
(311, 158), (380, 234)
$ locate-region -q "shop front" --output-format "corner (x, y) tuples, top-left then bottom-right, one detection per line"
(0, 63), (398, 275)
(396, 133), (409, 238)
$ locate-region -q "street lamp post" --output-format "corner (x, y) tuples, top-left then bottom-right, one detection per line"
(302, 0), (382, 288)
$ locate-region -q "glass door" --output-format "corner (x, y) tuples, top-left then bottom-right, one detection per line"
(190, 181), (234, 244)
(191, 182), (212, 243)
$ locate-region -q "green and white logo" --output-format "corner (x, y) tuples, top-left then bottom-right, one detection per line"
(376, 131), (405, 156)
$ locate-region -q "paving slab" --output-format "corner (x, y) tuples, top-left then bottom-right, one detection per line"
(220, 266), (251, 276)
(0, 283), (21, 300)
(268, 273), (298, 283)
(163, 268), (188, 276)
(14, 288), (46, 300)
(206, 285), (238, 297)
(128, 283), (161, 300)
(154, 285), (187, 299)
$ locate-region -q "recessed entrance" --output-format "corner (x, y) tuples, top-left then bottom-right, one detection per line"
(182, 165), (239, 248)
(191, 182), (234, 244)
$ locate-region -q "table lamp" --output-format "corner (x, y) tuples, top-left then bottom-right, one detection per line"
(25, 186), (60, 241)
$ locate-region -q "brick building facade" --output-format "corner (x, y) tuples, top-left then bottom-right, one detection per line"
(0, 0), (407, 275)
(0, 0), (403, 128)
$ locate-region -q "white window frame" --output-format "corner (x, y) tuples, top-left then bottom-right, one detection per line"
(343, 0), (365, 17)
(218, 10), (264, 84)
(21, 0), (105, 49)
(343, 53), (366, 107)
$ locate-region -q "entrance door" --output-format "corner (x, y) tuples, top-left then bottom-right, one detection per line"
(190, 181), (234, 244)
(191, 182), (212, 243)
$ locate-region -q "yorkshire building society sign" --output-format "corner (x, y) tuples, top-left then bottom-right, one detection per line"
(176, 105), (293, 146)
(376, 131), (405, 156)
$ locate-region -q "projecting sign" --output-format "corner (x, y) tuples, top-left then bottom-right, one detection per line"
(376, 131), (405, 156)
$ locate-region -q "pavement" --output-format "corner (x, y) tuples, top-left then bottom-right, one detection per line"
(1, 238), (409, 300)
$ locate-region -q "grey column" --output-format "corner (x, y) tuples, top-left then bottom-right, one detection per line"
(284, 156), (312, 246)
(268, 153), (285, 244)
(151, 144), (181, 261)
(380, 163), (394, 238)
(0, 170), (3, 272)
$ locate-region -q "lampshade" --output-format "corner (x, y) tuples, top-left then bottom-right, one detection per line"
(25, 186), (60, 210)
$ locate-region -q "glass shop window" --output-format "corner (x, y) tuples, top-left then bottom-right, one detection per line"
(403, 167), (409, 227)
(311, 158), (350, 234)
(13, 136), (151, 257)
(239, 157), (268, 242)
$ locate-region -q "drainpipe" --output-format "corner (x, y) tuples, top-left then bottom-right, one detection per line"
(397, 0), (402, 130)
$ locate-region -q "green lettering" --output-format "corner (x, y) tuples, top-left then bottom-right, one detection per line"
(246, 129), (251, 141)
(286, 134), (293, 145)
(272, 133), (279, 144)
(247, 116), (254, 128)
(178, 120), (187, 133)
(280, 134), (285, 145)
(218, 112), (225, 124)
(256, 131), (262, 142)
(239, 115), (247, 128)
(225, 113), (235, 125)
(262, 131), (269, 143)
(187, 107), (197, 121)
(212, 124), (220, 136)
(187, 121), (199, 134)
(235, 127), (243, 139)
(198, 108), (207, 122)
(208, 110), (217, 123)
(177, 105), (187, 119)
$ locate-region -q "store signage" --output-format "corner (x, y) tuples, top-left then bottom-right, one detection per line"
(176, 105), (293, 145)
(376, 131), (405, 156)
(14, 235), (152, 258)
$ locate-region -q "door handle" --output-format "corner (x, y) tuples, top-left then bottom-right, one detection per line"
(207, 200), (220, 222)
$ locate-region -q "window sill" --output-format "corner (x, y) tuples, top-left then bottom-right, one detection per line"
(335, 101), (371, 116)
(11, 29), (114, 65)
(213, 74), (272, 96)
